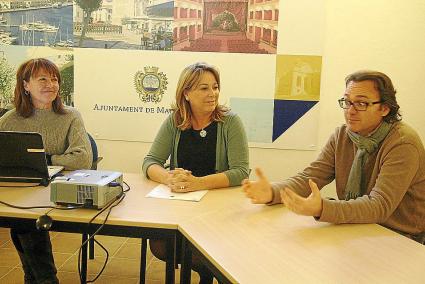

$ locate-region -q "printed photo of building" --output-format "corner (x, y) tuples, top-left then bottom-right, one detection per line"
(173, 0), (278, 53)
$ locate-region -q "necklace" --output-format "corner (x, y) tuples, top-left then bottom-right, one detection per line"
(200, 129), (207, 138)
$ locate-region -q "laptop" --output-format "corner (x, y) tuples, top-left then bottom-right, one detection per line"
(0, 131), (64, 186)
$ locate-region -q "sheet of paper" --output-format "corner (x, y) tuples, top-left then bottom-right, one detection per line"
(146, 184), (208, 202)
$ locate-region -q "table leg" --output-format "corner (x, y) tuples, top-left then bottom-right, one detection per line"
(89, 235), (95, 259)
(139, 238), (147, 284)
(165, 235), (176, 284)
(180, 236), (192, 284)
(81, 233), (88, 284)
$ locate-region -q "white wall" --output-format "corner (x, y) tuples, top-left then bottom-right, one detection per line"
(95, 0), (425, 189)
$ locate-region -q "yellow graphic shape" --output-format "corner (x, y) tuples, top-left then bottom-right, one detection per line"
(275, 55), (322, 101)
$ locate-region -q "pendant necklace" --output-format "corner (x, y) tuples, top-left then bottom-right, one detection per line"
(200, 129), (207, 138)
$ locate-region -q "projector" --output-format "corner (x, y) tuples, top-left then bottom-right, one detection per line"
(50, 170), (123, 209)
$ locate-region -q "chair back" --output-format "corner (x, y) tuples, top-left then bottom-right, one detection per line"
(87, 133), (101, 170)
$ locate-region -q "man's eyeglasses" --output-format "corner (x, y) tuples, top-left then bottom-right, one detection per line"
(338, 98), (383, 111)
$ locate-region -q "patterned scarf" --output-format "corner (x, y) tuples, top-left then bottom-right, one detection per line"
(345, 121), (392, 200)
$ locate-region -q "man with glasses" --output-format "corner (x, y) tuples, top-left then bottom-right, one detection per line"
(243, 70), (425, 243)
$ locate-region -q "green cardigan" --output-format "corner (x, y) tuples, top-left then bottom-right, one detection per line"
(142, 112), (249, 186)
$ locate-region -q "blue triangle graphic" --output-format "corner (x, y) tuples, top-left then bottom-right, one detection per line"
(272, 100), (318, 141)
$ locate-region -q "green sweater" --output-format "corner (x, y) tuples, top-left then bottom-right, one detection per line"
(0, 106), (92, 170)
(142, 112), (250, 186)
(270, 122), (425, 235)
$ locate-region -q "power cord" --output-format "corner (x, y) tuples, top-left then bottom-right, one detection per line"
(0, 184), (40, 188)
(123, 181), (130, 192)
(78, 181), (130, 283)
(0, 200), (84, 210)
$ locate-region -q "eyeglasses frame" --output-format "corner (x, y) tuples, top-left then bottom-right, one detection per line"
(338, 97), (383, 111)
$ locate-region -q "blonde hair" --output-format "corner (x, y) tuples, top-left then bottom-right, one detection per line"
(172, 62), (229, 130)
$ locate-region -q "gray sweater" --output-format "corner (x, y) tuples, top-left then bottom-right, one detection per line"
(142, 112), (250, 186)
(0, 106), (92, 170)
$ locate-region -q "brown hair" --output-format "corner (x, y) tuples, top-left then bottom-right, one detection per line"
(14, 58), (65, 118)
(172, 62), (229, 130)
(345, 70), (401, 123)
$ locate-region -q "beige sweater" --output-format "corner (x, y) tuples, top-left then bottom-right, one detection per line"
(0, 106), (92, 170)
(270, 122), (425, 235)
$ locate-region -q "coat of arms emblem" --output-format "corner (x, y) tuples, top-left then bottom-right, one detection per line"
(134, 67), (168, 103)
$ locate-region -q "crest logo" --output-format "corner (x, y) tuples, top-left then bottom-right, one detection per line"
(134, 66), (168, 103)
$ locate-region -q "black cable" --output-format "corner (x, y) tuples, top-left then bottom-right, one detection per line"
(0, 200), (84, 210)
(87, 184), (125, 224)
(77, 184), (127, 283)
(78, 192), (126, 283)
(80, 182), (128, 226)
(123, 181), (131, 192)
(91, 238), (109, 281)
(0, 184), (40, 188)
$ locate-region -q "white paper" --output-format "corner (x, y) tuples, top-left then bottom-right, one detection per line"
(146, 184), (208, 202)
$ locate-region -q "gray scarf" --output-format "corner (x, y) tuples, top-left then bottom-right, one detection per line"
(345, 121), (392, 200)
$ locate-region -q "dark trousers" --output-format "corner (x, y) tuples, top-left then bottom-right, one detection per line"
(149, 238), (214, 284)
(10, 228), (59, 284)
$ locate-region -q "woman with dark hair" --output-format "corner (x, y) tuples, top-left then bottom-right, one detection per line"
(0, 58), (92, 169)
(0, 58), (92, 283)
(142, 62), (249, 283)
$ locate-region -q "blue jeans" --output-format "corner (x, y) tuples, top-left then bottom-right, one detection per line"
(10, 228), (59, 284)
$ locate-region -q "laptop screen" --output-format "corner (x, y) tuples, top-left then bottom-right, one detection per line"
(0, 131), (54, 186)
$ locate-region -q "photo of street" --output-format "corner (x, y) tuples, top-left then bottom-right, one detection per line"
(74, 0), (173, 50)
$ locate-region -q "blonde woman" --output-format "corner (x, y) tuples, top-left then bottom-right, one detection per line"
(142, 62), (249, 283)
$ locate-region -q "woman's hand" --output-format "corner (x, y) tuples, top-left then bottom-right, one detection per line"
(168, 168), (205, 192)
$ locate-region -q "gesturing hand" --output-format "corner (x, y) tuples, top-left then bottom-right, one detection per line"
(242, 168), (273, 204)
(280, 179), (323, 217)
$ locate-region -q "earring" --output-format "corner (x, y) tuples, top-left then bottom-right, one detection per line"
(185, 96), (189, 101)
(24, 90), (30, 96)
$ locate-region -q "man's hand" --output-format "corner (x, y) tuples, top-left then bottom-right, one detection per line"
(242, 168), (273, 204)
(280, 179), (323, 217)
